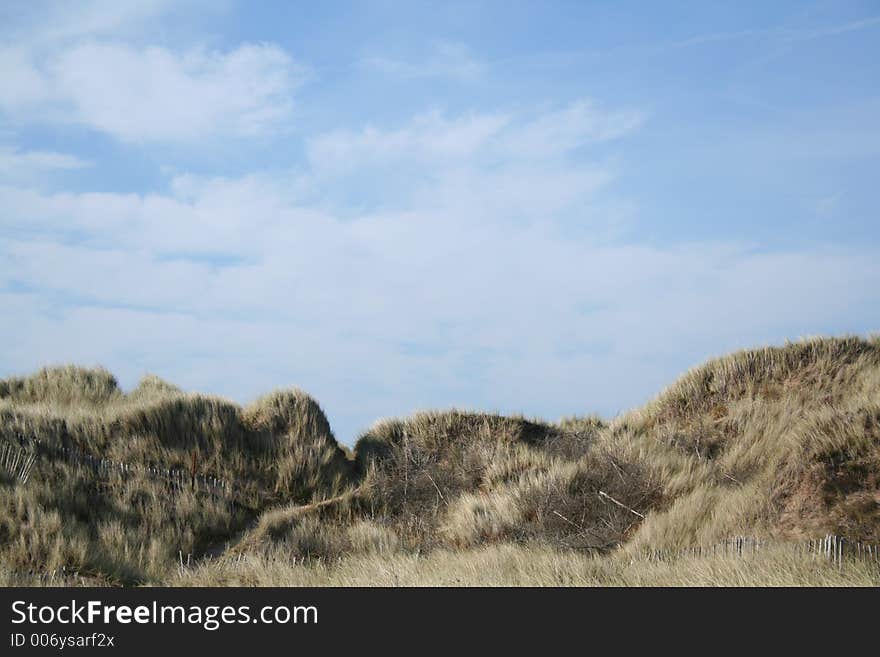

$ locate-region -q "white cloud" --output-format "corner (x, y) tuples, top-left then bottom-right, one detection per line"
(0, 1), (303, 142)
(361, 40), (487, 81)
(0, 41), (305, 142)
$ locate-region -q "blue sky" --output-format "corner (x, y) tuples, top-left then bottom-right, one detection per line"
(1, 1), (878, 443)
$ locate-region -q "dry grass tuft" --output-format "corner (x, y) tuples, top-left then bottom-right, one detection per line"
(242, 390), (351, 500)
(0, 365), (121, 407)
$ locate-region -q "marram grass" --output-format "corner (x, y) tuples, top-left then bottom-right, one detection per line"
(1, 335), (879, 586)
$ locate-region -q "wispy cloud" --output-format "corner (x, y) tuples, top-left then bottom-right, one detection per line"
(307, 100), (644, 174)
(306, 110), (510, 175)
(664, 14), (880, 51)
(361, 40), (487, 81)
(812, 194), (840, 218)
(779, 15), (880, 43)
(303, 101), (642, 223)
(0, 147), (89, 177)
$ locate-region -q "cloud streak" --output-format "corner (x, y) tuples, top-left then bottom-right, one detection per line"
(0, 147), (89, 179)
(361, 40), (487, 81)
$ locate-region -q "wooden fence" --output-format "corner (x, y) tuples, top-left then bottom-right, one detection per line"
(0, 435), (236, 500)
(0, 441), (37, 483)
(642, 534), (880, 567)
(47, 443), (234, 498)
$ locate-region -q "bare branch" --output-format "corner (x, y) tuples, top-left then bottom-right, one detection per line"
(598, 490), (645, 519)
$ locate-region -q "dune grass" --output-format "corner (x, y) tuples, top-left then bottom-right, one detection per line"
(1, 335), (879, 586)
(167, 542), (880, 587)
(0, 371), (353, 584)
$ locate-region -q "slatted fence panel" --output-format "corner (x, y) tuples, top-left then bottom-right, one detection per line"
(1, 435), (237, 501)
(642, 534), (880, 565)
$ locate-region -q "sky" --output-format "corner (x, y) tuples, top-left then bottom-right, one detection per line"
(1, 1), (878, 443)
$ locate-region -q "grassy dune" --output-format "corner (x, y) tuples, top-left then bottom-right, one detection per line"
(1, 335), (879, 586)
(0, 369), (350, 583)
